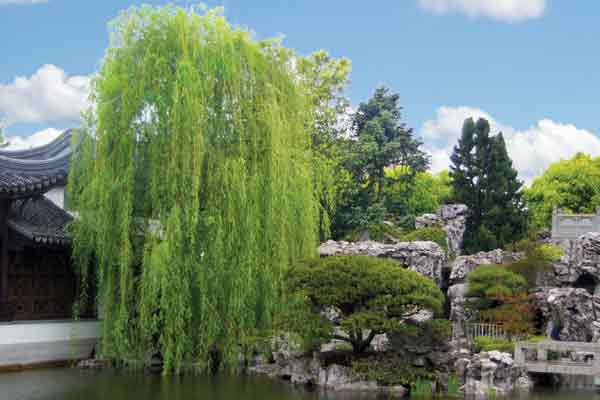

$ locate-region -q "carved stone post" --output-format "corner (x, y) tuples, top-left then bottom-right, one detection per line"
(514, 343), (525, 366)
(537, 347), (547, 362)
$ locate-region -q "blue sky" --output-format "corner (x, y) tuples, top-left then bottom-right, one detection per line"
(0, 0), (598, 181)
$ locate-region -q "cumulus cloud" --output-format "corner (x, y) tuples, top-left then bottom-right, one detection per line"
(0, 64), (90, 125)
(0, 0), (48, 5)
(421, 106), (600, 183)
(4, 127), (62, 150)
(419, 0), (546, 22)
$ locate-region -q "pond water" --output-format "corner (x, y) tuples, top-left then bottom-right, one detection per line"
(0, 368), (599, 400)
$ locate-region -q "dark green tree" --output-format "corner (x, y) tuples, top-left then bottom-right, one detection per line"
(450, 118), (527, 253)
(287, 255), (444, 354)
(333, 87), (429, 237)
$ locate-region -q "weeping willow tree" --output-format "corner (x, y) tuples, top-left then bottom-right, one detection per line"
(68, 5), (320, 373)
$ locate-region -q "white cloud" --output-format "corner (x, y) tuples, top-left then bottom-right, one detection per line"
(5, 128), (62, 150)
(0, 64), (90, 125)
(419, 0), (546, 22)
(421, 106), (600, 183)
(0, 0), (48, 5)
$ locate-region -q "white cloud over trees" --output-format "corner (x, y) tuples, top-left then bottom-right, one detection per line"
(421, 105), (600, 183)
(419, 0), (546, 22)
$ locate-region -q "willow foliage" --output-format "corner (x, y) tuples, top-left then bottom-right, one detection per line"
(69, 6), (319, 373)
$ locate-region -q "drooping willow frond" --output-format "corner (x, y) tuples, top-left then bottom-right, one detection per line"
(68, 5), (319, 374)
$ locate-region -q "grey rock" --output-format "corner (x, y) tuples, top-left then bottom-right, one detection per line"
(447, 250), (520, 338)
(416, 204), (468, 256)
(463, 351), (525, 398)
(544, 233), (600, 289)
(534, 287), (600, 342)
(318, 240), (446, 287)
(250, 354), (409, 395)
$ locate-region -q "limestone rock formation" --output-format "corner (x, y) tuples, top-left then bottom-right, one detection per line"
(449, 249), (518, 285)
(249, 353), (408, 395)
(461, 351), (530, 398)
(319, 240), (446, 287)
(545, 233), (600, 290)
(416, 204), (468, 256)
(534, 287), (600, 342)
(447, 250), (521, 338)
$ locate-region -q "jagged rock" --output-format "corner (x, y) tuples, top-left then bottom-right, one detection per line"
(449, 249), (520, 285)
(415, 213), (439, 228)
(271, 333), (303, 366)
(249, 353), (408, 395)
(321, 306), (342, 324)
(318, 240), (446, 287)
(76, 358), (106, 369)
(545, 233), (600, 290)
(534, 287), (600, 342)
(463, 351), (528, 398)
(447, 250), (520, 338)
(416, 204), (468, 256)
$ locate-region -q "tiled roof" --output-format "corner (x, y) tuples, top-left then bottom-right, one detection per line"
(8, 196), (72, 247)
(0, 130), (74, 199)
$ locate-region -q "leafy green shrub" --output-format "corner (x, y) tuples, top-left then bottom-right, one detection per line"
(507, 239), (563, 287)
(467, 265), (527, 310)
(424, 319), (452, 343)
(287, 255), (444, 353)
(398, 227), (448, 253)
(411, 377), (434, 398)
(466, 265), (536, 336)
(473, 336), (514, 354)
(446, 373), (460, 397)
(343, 220), (407, 242)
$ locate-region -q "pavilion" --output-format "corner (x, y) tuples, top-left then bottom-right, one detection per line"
(0, 130), (98, 370)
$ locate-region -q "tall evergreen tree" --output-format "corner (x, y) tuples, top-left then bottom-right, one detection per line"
(450, 118), (527, 253)
(352, 86), (429, 204)
(333, 87), (429, 237)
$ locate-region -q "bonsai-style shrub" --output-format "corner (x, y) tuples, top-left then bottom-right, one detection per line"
(287, 255), (444, 354)
(467, 265), (527, 309)
(467, 265), (537, 337)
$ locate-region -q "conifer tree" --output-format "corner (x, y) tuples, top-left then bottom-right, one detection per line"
(450, 118), (527, 253)
(334, 87), (429, 236)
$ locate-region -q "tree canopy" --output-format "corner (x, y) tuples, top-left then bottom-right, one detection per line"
(524, 153), (600, 229)
(68, 6), (320, 373)
(287, 255), (444, 353)
(450, 118), (527, 253)
(384, 169), (453, 222)
(332, 87), (430, 237)
(296, 50), (352, 240)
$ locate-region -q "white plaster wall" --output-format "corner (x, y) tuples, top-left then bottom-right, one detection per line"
(0, 320), (99, 367)
(0, 320), (98, 345)
(44, 186), (66, 209)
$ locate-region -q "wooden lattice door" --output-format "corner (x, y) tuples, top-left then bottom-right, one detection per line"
(7, 248), (75, 320)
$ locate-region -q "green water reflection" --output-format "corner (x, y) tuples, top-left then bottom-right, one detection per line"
(0, 369), (599, 400)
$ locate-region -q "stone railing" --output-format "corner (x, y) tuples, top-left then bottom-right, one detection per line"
(460, 322), (507, 341)
(552, 207), (600, 239)
(515, 340), (600, 376)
